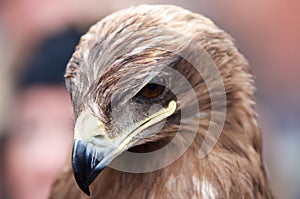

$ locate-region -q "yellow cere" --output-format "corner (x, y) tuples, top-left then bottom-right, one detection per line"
(74, 110), (108, 142)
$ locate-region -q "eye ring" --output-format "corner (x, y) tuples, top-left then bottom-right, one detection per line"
(139, 83), (165, 99)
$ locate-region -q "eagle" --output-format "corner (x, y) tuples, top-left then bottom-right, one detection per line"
(50, 4), (273, 199)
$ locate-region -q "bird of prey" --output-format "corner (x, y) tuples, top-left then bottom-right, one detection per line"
(50, 4), (273, 199)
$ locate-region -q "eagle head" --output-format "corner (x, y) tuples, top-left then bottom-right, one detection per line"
(63, 5), (272, 198)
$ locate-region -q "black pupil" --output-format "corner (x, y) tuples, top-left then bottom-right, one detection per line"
(147, 83), (158, 91)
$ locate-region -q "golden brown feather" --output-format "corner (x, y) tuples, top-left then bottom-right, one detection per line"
(51, 4), (273, 199)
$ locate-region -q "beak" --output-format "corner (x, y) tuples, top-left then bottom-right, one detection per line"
(71, 109), (121, 196)
(72, 139), (102, 196)
(72, 139), (115, 196)
(71, 101), (177, 196)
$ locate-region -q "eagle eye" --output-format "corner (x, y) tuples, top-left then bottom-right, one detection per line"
(139, 83), (165, 99)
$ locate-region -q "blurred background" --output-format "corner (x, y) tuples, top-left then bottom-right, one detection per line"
(0, 0), (299, 198)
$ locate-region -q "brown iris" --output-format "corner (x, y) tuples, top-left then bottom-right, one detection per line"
(140, 83), (165, 98)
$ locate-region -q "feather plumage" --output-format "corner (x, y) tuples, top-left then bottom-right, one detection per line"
(51, 5), (273, 199)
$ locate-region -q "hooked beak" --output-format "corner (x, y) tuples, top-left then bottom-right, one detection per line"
(72, 139), (116, 195)
(71, 101), (176, 196)
(72, 139), (103, 195)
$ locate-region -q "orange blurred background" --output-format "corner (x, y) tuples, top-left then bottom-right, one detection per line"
(0, 0), (299, 198)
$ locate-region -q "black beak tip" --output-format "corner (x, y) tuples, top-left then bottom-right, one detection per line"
(78, 182), (91, 196)
(72, 139), (106, 196)
(72, 156), (92, 196)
